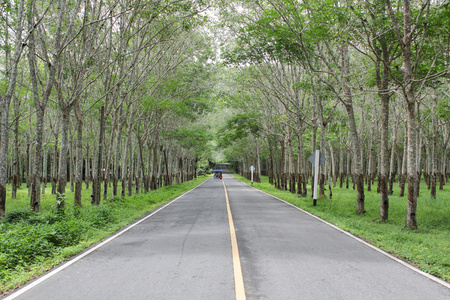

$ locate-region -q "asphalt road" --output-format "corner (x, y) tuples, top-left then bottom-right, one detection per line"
(4, 174), (450, 300)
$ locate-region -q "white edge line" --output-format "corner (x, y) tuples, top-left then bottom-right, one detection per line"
(232, 177), (450, 290)
(3, 179), (210, 300)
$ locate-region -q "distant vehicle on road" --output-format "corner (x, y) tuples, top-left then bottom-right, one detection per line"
(213, 170), (223, 179)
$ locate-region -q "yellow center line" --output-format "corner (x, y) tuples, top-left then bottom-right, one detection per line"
(223, 178), (246, 300)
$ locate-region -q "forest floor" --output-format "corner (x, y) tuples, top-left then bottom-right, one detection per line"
(233, 174), (450, 283)
(0, 176), (210, 295)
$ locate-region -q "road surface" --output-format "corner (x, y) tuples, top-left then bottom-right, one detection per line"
(4, 173), (450, 299)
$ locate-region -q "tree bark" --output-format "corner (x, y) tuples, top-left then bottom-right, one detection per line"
(399, 127), (407, 197)
(342, 44), (365, 213)
(56, 107), (71, 209)
(0, 0), (25, 217)
(74, 101), (83, 206)
(12, 96), (22, 199)
(379, 93), (390, 221)
(28, 0), (59, 212)
(430, 93), (437, 198)
(92, 106), (105, 205)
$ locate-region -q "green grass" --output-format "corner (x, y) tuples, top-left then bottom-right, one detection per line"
(233, 174), (450, 282)
(0, 177), (209, 295)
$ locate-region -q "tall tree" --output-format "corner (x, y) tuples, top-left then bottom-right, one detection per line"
(0, 0), (25, 217)
(386, 0), (430, 229)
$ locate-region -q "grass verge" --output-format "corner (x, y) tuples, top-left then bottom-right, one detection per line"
(0, 176), (209, 295)
(232, 174), (450, 283)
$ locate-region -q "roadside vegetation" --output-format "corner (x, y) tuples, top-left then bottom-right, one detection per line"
(0, 176), (209, 295)
(233, 174), (450, 282)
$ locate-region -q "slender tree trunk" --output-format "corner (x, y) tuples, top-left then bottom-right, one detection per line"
(28, 8), (58, 211)
(346, 139), (350, 189)
(151, 138), (159, 190)
(311, 115), (317, 197)
(0, 101), (9, 215)
(256, 138), (262, 183)
(319, 124), (326, 198)
(112, 137), (120, 197)
(51, 138), (58, 194)
(74, 101), (83, 206)
(297, 122), (306, 196)
(57, 108), (70, 209)
(112, 115), (125, 197)
(387, 0), (422, 229)
(85, 146), (90, 189)
(0, 0), (24, 217)
(399, 127), (408, 197)
(92, 106), (105, 205)
(287, 129), (295, 193)
(69, 138), (74, 192)
(388, 120), (397, 195)
(42, 147), (48, 194)
(379, 94), (390, 221)
(268, 138), (274, 185)
(416, 103), (422, 198)
(405, 100), (418, 229)
(431, 93), (437, 198)
(339, 124), (344, 188)
(439, 152), (446, 190)
(128, 145), (134, 195)
(280, 138), (286, 191)
(12, 97), (21, 199)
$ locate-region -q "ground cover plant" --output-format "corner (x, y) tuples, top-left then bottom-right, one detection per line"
(233, 174), (450, 282)
(0, 176), (209, 295)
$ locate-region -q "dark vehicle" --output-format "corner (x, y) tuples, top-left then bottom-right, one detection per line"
(213, 170), (223, 179)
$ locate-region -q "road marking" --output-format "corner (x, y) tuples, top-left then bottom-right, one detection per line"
(3, 180), (210, 300)
(222, 178), (247, 300)
(234, 177), (450, 290)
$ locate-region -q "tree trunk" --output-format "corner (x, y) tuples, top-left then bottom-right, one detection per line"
(388, 124), (397, 195)
(268, 138), (274, 185)
(92, 106), (105, 205)
(51, 138), (58, 194)
(256, 138), (262, 183)
(280, 138), (286, 191)
(69, 138), (74, 193)
(121, 130), (131, 197)
(150, 139), (159, 190)
(0, 102), (9, 216)
(430, 93), (437, 198)
(42, 147), (48, 194)
(0, 0), (24, 217)
(85, 146), (90, 189)
(30, 107), (45, 212)
(379, 93), (390, 221)
(405, 100), (418, 229)
(28, 10), (57, 211)
(416, 103), (422, 198)
(287, 129), (295, 193)
(339, 124), (344, 188)
(399, 127), (407, 197)
(342, 46), (365, 213)
(12, 96), (21, 199)
(74, 101), (83, 206)
(57, 108), (71, 209)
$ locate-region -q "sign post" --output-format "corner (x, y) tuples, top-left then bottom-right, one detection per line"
(307, 150), (326, 207)
(313, 150), (319, 206)
(250, 166), (255, 185)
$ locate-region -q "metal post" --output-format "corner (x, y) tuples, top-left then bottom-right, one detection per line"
(313, 150), (319, 206)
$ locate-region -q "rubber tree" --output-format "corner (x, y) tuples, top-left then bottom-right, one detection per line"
(0, 0), (24, 217)
(386, 0), (430, 229)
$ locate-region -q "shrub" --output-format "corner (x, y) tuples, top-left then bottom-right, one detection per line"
(3, 209), (34, 224)
(83, 205), (117, 228)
